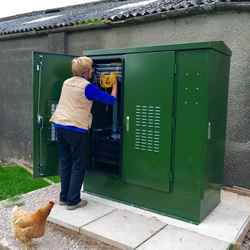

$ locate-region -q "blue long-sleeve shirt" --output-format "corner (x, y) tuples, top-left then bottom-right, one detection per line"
(85, 84), (116, 104)
(53, 83), (116, 133)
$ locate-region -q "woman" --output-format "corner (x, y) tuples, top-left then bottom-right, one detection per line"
(50, 56), (117, 210)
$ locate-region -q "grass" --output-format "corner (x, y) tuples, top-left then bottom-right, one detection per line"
(47, 175), (60, 183)
(0, 164), (50, 201)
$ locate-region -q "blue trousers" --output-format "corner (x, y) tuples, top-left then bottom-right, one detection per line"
(56, 128), (89, 205)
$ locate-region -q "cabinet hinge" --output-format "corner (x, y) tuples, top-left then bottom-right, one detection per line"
(174, 63), (177, 75)
(169, 170), (174, 192)
(38, 163), (45, 176)
(171, 116), (175, 129)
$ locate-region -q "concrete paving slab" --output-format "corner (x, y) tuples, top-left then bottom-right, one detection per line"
(221, 190), (250, 212)
(47, 190), (249, 249)
(190, 202), (250, 243)
(48, 199), (116, 232)
(147, 197), (250, 244)
(137, 225), (230, 250)
(83, 190), (250, 245)
(80, 209), (166, 250)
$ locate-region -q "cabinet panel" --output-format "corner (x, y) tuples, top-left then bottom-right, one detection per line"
(123, 51), (175, 192)
(33, 52), (74, 177)
(174, 50), (209, 197)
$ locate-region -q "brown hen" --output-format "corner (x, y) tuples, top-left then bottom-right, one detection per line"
(11, 201), (54, 250)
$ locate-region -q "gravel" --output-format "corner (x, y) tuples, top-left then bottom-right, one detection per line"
(0, 184), (119, 250)
(241, 230), (250, 250)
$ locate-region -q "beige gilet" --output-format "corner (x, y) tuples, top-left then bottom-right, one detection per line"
(50, 76), (93, 130)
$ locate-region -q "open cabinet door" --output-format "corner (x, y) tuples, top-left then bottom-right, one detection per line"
(123, 51), (175, 192)
(33, 52), (74, 177)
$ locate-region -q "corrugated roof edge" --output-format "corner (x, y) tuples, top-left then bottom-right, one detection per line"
(0, 1), (250, 40)
(84, 41), (232, 56)
(0, 0), (111, 22)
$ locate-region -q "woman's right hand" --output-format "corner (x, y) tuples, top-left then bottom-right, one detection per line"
(111, 80), (118, 98)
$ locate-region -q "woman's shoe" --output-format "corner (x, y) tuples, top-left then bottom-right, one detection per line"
(66, 200), (88, 210)
(59, 200), (67, 206)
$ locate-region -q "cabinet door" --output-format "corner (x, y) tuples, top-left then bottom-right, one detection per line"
(33, 52), (74, 177)
(123, 51), (175, 192)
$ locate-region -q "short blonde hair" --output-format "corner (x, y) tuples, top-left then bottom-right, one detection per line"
(72, 56), (93, 76)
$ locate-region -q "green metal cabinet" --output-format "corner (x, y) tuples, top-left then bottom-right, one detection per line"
(33, 41), (231, 224)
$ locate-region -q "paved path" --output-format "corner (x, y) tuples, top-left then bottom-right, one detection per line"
(49, 188), (250, 250)
(1, 185), (249, 250)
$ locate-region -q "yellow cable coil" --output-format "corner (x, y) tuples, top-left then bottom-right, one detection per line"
(100, 72), (118, 89)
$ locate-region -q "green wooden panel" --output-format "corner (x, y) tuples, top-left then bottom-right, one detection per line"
(32, 52), (74, 177)
(122, 51), (175, 192)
